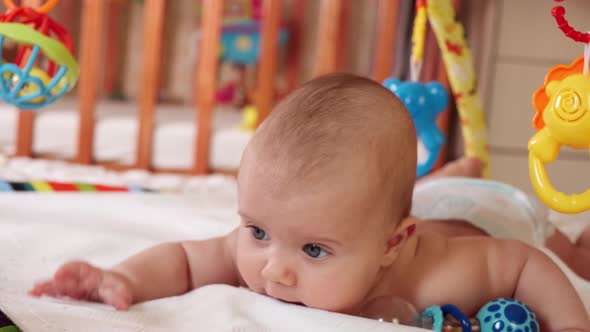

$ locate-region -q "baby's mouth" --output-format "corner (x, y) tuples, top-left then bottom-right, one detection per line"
(279, 299), (304, 306)
(259, 288), (305, 306)
(271, 294), (304, 306)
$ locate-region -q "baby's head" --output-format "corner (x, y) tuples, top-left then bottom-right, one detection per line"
(235, 73), (417, 313)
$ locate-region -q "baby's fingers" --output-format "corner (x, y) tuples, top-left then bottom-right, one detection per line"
(96, 272), (133, 310)
(52, 261), (103, 299)
(29, 261), (133, 310)
(28, 280), (57, 297)
(99, 285), (133, 311)
(54, 261), (101, 283)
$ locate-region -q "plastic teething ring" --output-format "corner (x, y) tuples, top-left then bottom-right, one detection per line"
(3, 0), (59, 14)
(417, 144), (443, 178)
(552, 0), (590, 44)
(529, 152), (590, 214)
(441, 305), (471, 332)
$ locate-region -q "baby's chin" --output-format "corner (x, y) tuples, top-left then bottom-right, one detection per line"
(247, 284), (358, 313)
(297, 299), (361, 315)
(277, 299), (305, 306)
(277, 298), (351, 313)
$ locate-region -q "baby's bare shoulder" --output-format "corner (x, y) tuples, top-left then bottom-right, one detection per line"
(449, 236), (531, 260)
(181, 228), (242, 287)
(441, 236), (532, 283)
(405, 235), (532, 314)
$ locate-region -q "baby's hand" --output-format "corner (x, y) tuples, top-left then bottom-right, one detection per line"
(29, 261), (133, 311)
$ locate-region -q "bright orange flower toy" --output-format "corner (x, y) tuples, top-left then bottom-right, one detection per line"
(529, 0), (590, 214)
(0, 0), (78, 110)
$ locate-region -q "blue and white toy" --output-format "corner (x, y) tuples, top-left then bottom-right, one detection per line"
(361, 296), (540, 332)
(477, 298), (539, 332)
(382, 78), (449, 178)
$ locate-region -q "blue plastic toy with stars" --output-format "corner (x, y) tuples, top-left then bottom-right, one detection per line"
(382, 78), (449, 178)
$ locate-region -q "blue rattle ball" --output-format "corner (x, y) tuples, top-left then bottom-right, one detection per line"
(477, 298), (539, 332)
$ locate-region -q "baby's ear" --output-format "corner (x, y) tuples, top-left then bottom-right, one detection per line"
(381, 217), (417, 267)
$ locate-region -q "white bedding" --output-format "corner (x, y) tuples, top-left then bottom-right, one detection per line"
(0, 99), (252, 170)
(0, 192), (589, 331)
(0, 194), (423, 332)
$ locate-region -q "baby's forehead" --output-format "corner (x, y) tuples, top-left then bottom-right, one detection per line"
(254, 199), (377, 243)
(241, 166), (385, 225)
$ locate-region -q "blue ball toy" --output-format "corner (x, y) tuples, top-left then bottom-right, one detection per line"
(477, 298), (539, 332)
(382, 78), (449, 178)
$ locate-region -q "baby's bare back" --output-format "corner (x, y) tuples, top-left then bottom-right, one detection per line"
(391, 234), (589, 330)
(396, 235), (523, 315)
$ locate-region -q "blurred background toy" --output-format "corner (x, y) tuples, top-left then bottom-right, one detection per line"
(0, 0), (78, 110)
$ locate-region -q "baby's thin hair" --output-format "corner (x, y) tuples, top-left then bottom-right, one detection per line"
(250, 73), (417, 222)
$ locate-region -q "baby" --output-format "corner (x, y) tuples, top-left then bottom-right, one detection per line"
(413, 161), (590, 282)
(30, 74), (589, 331)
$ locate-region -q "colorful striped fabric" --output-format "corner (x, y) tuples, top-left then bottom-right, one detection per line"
(0, 180), (153, 192)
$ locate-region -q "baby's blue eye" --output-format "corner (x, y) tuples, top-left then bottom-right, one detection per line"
(249, 226), (270, 241)
(303, 244), (329, 258)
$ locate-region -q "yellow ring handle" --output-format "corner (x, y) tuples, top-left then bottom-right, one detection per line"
(4, 0), (59, 14)
(529, 152), (590, 214)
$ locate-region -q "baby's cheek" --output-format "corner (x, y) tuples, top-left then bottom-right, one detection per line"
(302, 264), (373, 312)
(236, 238), (264, 288)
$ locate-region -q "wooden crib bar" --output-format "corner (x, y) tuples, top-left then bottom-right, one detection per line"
(193, 0), (224, 175)
(335, 0), (349, 71)
(286, 0), (305, 93)
(313, 0), (342, 77)
(136, 0), (166, 170)
(14, 104), (34, 157)
(103, 0), (124, 97)
(255, 0), (282, 125)
(374, 0), (401, 82)
(76, 0), (105, 164)
(14, 0), (42, 158)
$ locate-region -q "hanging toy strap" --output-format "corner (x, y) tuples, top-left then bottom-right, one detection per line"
(410, 0), (427, 81)
(551, 0), (590, 75)
(426, 0), (490, 177)
(551, 2), (590, 44)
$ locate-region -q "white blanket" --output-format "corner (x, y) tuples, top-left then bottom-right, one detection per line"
(0, 194), (424, 332)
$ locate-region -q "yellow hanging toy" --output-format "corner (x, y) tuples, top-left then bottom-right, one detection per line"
(528, 2), (590, 214)
(425, 0), (491, 178)
(384, 0), (491, 178)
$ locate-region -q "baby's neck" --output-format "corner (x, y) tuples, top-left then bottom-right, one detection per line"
(357, 235), (422, 314)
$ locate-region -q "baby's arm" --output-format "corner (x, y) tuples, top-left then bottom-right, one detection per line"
(30, 229), (239, 310)
(495, 240), (590, 331)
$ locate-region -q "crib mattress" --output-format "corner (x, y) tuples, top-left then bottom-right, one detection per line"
(0, 99), (253, 170)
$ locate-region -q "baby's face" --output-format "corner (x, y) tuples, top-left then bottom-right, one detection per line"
(235, 157), (391, 313)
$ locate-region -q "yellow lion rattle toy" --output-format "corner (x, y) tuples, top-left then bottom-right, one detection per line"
(529, 56), (590, 214)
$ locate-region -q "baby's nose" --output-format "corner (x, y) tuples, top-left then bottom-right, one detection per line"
(261, 258), (296, 287)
